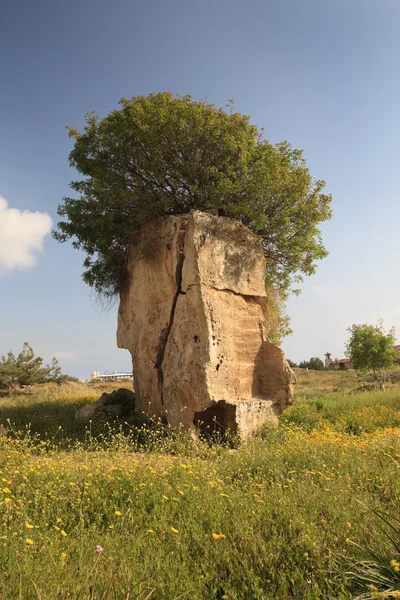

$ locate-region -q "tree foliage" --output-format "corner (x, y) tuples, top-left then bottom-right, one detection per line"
(299, 357), (325, 370)
(54, 92), (332, 298)
(0, 343), (62, 392)
(346, 322), (396, 391)
(287, 359), (299, 368)
(262, 286), (293, 345)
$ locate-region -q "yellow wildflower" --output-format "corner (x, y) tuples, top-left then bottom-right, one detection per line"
(115, 511), (122, 517)
(147, 529), (154, 533)
(390, 559), (400, 572)
(170, 527), (179, 534)
(25, 523), (34, 529)
(61, 530), (67, 537)
(26, 539), (34, 545)
(212, 533), (227, 540)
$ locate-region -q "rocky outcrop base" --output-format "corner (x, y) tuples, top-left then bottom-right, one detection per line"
(75, 388), (136, 423)
(117, 211), (295, 438)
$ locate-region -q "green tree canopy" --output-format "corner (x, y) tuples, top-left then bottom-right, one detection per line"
(0, 343), (62, 392)
(299, 357), (324, 370)
(54, 92), (332, 298)
(287, 359), (299, 368)
(345, 322), (396, 391)
(308, 357), (325, 370)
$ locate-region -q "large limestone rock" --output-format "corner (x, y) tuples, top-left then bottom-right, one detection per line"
(117, 210), (295, 437)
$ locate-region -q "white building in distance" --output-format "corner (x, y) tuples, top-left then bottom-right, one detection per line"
(90, 370), (133, 382)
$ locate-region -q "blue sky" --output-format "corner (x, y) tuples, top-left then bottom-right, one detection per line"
(1, 0), (399, 378)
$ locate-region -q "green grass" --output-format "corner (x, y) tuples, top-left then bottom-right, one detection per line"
(0, 382), (399, 599)
(282, 388), (400, 434)
(0, 382), (128, 441)
(294, 365), (400, 397)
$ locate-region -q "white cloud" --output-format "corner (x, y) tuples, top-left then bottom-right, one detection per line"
(0, 196), (52, 272)
(54, 352), (76, 361)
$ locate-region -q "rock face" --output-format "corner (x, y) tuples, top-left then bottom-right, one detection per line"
(117, 211), (295, 437)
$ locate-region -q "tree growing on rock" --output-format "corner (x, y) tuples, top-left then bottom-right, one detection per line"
(54, 92), (332, 311)
(346, 322), (396, 391)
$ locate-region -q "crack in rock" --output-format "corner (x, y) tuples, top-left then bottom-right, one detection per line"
(209, 286), (263, 299)
(154, 221), (188, 405)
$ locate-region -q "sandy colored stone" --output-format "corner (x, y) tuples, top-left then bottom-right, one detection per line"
(117, 210), (295, 437)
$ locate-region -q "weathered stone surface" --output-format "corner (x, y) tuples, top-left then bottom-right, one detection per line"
(75, 388), (136, 422)
(117, 211), (295, 437)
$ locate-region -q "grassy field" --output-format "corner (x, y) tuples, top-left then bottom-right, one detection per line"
(0, 373), (399, 599)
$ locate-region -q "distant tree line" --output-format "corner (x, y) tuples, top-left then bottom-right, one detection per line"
(288, 321), (398, 387)
(288, 357), (325, 370)
(299, 357), (325, 370)
(0, 343), (76, 392)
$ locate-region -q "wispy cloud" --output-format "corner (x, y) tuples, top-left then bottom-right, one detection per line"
(0, 196), (52, 272)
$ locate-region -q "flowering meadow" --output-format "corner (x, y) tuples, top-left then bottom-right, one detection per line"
(0, 380), (399, 599)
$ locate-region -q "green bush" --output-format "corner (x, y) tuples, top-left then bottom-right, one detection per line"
(0, 343), (61, 391)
